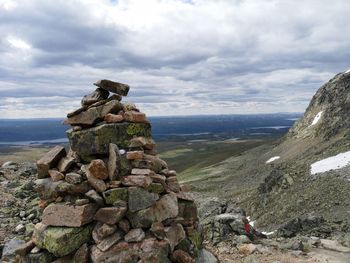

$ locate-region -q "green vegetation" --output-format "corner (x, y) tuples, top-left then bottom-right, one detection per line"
(157, 139), (268, 179)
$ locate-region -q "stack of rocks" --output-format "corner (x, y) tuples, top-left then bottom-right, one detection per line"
(20, 80), (203, 263)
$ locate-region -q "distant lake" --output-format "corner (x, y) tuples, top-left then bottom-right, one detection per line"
(0, 113), (302, 147)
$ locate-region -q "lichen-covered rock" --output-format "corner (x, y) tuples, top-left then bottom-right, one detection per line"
(127, 193), (178, 228)
(33, 223), (94, 257)
(103, 188), (128, 205)
(128, 187), (159, 212)
(67, 123), (151, 160)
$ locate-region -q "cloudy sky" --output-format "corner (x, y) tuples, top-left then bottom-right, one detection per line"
(1, 0), (349, 118)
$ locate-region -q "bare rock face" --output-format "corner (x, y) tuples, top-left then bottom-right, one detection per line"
(22, 80), (204, 263)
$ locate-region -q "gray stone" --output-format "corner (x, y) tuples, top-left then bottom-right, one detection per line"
(165, 223), (186, 251)
(57, 156), (75, 173)
(67, 123), (152, 160)
(94, 207), (127, 225)
(196, 249), (218, 263)
(33, 223), (94, 257)
(64, 99), (123, 126)
(97, 230), (124, 252)
(36, 146), (66, 178)
(108, 143), (121, 181)
(65, 172), (82, 184)
(128, 187), (159, 212)
(26, 250), (55, 263)
(81, 88), (109, 106)
(94, 79), (130, 96)
(103, 187), (128, 205)
(124, 228), (145, 243)
(85, 189), (105, 206)
(1, 238), (25, 261)
(127, 193), (178, 228)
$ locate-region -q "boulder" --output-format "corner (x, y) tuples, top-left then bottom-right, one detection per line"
(90, 242), (140, 263)
(125, 228), (146, 243)
(151, 222), (166, 240)
(57, 156), (75, 173)
(128, 187), (159, 212)
(73, 243), (90, 263)
(108, 143), (121, 181)
(131, 168), (154, 176)
(178, 200), (198, 221)
(95, 223), (117, 239)
(85, 189), (105, 206)
(104, 113), (124, 123)
(129, 137), (155, 150)
(48, 170), (64, 182)
(196, 249), (218, 263)
(124, 111), (148, 123)
(122, 175), (152, 188)
(97, 230), (124, 252)
(86, 167), (107, 193)
(148, 183), (165, 194)
(67, 123), (152, 160)
(165, 223), (186, 251)
(1, 238), (25, 261)
(26, 250), (55, 263)
(127, 193), (179, 228)
(171, 250), (194, 263)
(65, 172), (82, 184)
(81, 88), (109, 106)
(126, 151), (144, 160)
(103, 188), (128, 205)
(42, 203), (97, 227)
(166, 176), (180, 192)
(94, 79), (130, 96)
(36, 146), (66, 178)
(118, 219), (131, 233)
(64, 99), (123, 126)
(88, 159), (108, 180)
(33, 223), (94, 257)
(94, 207), (127, 225)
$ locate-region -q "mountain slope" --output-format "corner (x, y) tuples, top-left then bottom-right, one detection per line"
(182, 70), (350, 236)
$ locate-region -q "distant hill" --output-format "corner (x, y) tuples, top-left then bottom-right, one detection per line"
(183, 70), (350, 235)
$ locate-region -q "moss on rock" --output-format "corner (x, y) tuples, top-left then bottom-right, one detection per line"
(34, 224), (93, 257)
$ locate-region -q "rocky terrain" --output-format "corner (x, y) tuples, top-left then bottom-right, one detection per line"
(180, 71), (350, 262)
(0, 80), (212, 262)
(2, 72), (350, 262)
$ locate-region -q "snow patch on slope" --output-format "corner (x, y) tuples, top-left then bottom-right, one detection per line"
(345, 69), (350, 73)
(310, 111), (323, 126)
(310, 151), (350, 175)
(266, 156), (280, 164)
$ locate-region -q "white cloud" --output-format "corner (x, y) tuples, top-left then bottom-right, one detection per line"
(0, 0), (350, 118)
(7, 36), (31, 50)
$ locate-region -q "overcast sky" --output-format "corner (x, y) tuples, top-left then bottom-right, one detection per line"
(0, 0), (349, 118)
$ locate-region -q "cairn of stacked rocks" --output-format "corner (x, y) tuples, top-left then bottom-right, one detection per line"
(18, 80), (202, 263)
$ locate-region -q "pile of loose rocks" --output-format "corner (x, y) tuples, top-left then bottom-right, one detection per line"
(15, 80), (203, 263)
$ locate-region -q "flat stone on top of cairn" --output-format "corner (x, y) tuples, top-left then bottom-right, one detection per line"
(25, 80), (204, 262)
(94, 79), (130, 96)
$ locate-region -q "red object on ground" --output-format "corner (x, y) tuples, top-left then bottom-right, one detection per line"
(244, 223), (251, 234)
